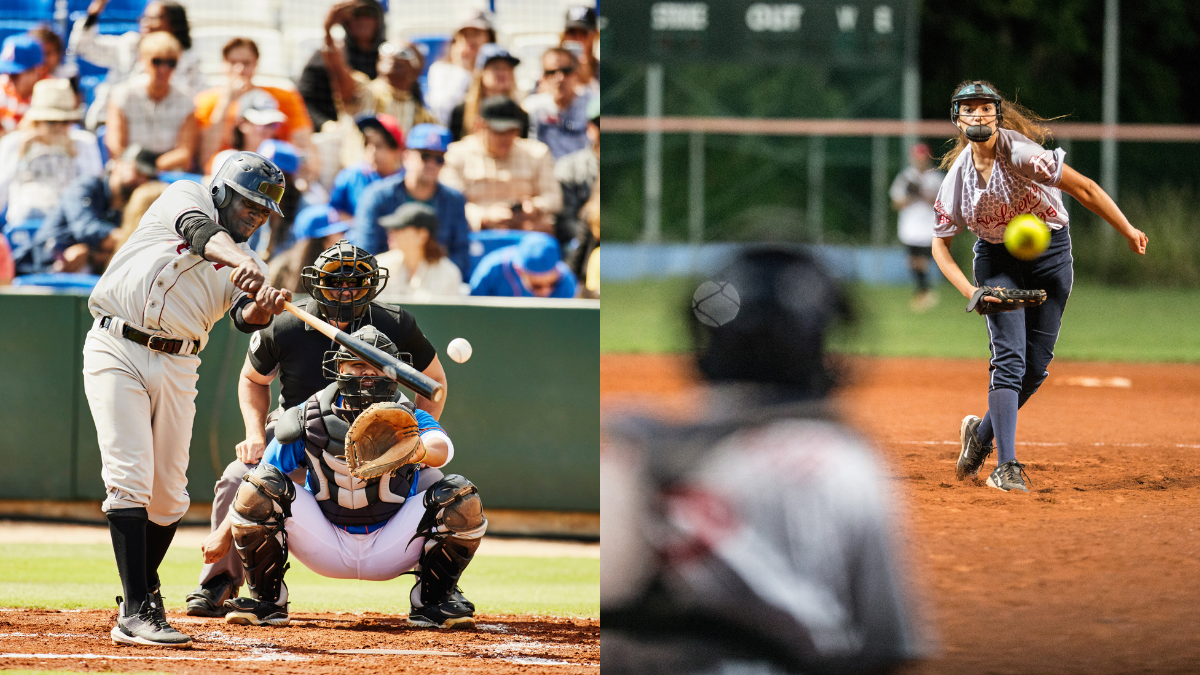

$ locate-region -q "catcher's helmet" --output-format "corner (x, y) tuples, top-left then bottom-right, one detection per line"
(692, 246), (851, 395)
(301, 241), (389, 324)
(950, 82), (1003, 124)
(211, 151), (286, 216)
(323, 326), (405, 412)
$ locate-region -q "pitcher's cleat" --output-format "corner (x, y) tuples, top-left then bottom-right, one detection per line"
(986, 460), (1031, 493)
(956, 415), (994, 480)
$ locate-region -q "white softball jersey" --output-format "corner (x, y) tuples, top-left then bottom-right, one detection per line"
(889, 166), (945, 248)
(934, 128), (1069, 244)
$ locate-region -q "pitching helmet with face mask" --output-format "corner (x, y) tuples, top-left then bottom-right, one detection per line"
(301, 241), (389, 324)
(950, 82), (1004, 143)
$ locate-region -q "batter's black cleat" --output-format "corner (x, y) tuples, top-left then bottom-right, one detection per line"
(408, 587), (476, 629)
(111, 596), (192, 648)
(956, 415), (994, 481)
(185, 573), (238, 617)
(224, 597), (290, 626)
(987, 460), (1031, 493)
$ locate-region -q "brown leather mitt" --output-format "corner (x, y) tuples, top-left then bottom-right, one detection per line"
(966, 286), (1047, 316)
(345, 402), (426, 479)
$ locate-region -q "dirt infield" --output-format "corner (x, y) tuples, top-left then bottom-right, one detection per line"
(603, 353), (1200, 675)
(0, 610), (597, 673)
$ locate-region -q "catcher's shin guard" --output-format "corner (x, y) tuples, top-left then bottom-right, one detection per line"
(230, 463), (295, 605)
(410, 475), (488, 609)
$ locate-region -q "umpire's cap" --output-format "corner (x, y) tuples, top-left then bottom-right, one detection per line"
(212, 151), (286, 216)
(693, 246), (852, 395)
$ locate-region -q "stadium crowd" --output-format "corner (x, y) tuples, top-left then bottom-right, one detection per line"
(0, 0), (600, 301)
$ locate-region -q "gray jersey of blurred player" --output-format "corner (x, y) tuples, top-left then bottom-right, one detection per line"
(601, 247), (924, 674)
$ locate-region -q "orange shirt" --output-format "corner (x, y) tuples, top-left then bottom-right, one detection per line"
(0, 78), (32, 133)
(194, 85), (313, 147)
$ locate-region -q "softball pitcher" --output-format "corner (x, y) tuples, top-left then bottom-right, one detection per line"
(932, 81), (1147, 493)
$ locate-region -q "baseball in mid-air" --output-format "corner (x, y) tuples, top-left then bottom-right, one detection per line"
(447, 338), (473, 363)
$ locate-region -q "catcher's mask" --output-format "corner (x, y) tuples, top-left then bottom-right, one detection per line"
(950, 82), (1003, 143)
(323, 326), (410, 413)
(301, 241), (389, 324)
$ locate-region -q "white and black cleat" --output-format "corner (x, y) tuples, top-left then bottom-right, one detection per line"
(224, 597), (291, 626)
(111, 596), (192, 648)
(957, 415), (994, 481)
(408, 589), (476, 629)
(986, 460), (1031, 493)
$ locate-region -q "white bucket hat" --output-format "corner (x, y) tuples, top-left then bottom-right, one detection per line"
(24, 78), (83, 122)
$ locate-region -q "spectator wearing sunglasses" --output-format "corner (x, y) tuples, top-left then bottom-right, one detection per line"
(106, 31), (197, 171)
(334, 41), (438, 133)
(450, 44), (529, 142)
(352, 124), (470, 276)
(523, 48), (592, 160)
(560, 5), (599, 99)
(469, 231), (577, 299)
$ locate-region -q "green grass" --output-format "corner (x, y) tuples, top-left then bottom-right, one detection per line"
(602, 278), (1200, 362)
(0, 543), (598, 619)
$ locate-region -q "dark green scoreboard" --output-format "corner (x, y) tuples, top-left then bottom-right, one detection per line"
(601, 0), (909, 68)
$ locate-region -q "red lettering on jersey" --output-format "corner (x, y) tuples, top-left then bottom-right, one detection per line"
(176, 241), (190, 255)
(212, 262), (227, 272)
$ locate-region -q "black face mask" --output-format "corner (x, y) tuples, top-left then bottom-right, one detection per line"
(964, 124), (995, 143)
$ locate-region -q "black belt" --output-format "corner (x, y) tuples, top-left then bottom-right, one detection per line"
(100, 317), (198, 355)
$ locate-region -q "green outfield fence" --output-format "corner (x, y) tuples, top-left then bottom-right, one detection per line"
(0, 290), (599, 513)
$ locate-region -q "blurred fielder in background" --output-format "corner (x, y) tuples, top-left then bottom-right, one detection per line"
(890, 142), (944, 313)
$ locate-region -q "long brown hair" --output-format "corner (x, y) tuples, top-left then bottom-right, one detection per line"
(461, 65), (521, 136)
(939, 80), (1055, 170)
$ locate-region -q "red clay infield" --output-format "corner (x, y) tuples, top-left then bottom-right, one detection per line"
(602, 353), (1200, 675)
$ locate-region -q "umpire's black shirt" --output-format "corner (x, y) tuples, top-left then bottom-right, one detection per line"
(247, 298), (437, 410)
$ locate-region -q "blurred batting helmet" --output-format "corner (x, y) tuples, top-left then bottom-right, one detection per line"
(301, 240), (389, 324)
(211, 151), (286, 216)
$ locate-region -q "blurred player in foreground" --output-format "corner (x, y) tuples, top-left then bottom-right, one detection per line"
(890, 143), (944, 312)
(201, 326), (485, 629)
(933, 81), (1147, 493)
(601, 247), (922, 674)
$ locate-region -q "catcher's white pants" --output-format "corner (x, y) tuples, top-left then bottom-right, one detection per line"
(83, 328), (199, 525)
(285, 480), (432, 580)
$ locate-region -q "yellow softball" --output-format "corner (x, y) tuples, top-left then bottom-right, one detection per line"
(1004, 214), (1051, 261)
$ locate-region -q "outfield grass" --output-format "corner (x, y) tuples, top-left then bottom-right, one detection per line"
(602, 279), (1200, 362)
(0, 543), (598, 619)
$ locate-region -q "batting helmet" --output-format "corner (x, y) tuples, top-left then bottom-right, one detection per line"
(950, 81), (1004, 142)
(692, 246), (852, 395)
(300, 240), (389, 324)
(322, 326), (405, 411)
(211, 151), (286, 216)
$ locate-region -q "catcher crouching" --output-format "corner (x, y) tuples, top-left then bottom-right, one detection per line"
(201, 326), (487, 629)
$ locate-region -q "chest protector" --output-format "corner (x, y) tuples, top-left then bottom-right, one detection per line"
(298, 384), (420, 527)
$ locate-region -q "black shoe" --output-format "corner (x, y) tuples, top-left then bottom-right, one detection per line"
(408, 587), (476, 629)
(987, 460), (1031, 493)
(224, 597), (290, 626)
(110, 596), (192, 647)
(186, 573), (238, 617)
(957, 415), (994, 480)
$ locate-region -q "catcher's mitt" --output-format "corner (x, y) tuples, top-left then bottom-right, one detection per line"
(966, 286), (1047, 315)
(345, 402), (426, 479)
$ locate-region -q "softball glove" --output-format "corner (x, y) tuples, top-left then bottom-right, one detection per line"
(966, 286), (1047, 315)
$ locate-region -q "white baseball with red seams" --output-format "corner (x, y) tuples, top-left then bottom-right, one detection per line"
(447, 338), (472, 364)
(84, 180), (267, 525)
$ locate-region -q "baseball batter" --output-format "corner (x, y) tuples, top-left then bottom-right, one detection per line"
(200, 327), (485, 629)
(186, 241), (447, 617)
(84, 151), (292, 648)
(933, 81), (1148, 492)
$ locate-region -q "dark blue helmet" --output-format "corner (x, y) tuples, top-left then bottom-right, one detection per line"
(211, 151), (286, 216)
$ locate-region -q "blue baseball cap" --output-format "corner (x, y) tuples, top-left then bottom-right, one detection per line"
(515, 232), (561, 274)
(257, 139), (300, 175)
(0, 34), (45, 75)
(475, 43), (519, 71)
(293, 205), (350, 240)
(405, 124), (452, 153)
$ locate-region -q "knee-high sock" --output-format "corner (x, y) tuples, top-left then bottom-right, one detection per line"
(985, 388), (1020, 464)
(107, 508), (149, 614)
(978, 388), (1034, 446)
(912, 266), (929, 293)
(146, 520), (179, 591)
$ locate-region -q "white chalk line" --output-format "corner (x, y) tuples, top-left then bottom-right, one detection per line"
(0, 652), (305, 662)
(895, 441), (1200, 448)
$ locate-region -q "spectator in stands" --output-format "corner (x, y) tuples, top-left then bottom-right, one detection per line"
(442, 96), (562, 233)
(352, 124), (470, 274)
(195, 38), (315, 177)
(450, 44), (528, 142)
(525, 48), (591, 160)
(329, 113), (403, 220)
(561, 5), (599, 98)
(426, 8), (496, 126)
(583, 194), (599, 298)
(0, 35), (45, 135)
(0, 79), (103, 227)
(333, 40), (437, 132)
(21, 144), (157, 276)
(205, 90), (288, 175)
(299, 0), (387, 132)
(112, 179), (167, 252)
(0, 233), (13, 285)
(470, 231), (577, 298)
(555, 96), (599, 279)
(268, 206), (351, 292)
(70, 0), (203, 130)
(29, 26), (66, 79)
(376, 202), (464, 302)
(250, 139), (305, 261)
(106, 32), (197, 171)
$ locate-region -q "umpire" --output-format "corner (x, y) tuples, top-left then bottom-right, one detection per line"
(601, 247), (923, 674)
(186, 240), (449, 616)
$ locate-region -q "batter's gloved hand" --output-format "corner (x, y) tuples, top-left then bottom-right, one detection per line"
(967, 286), (1047, 315)
(345, 403), (427, 479)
